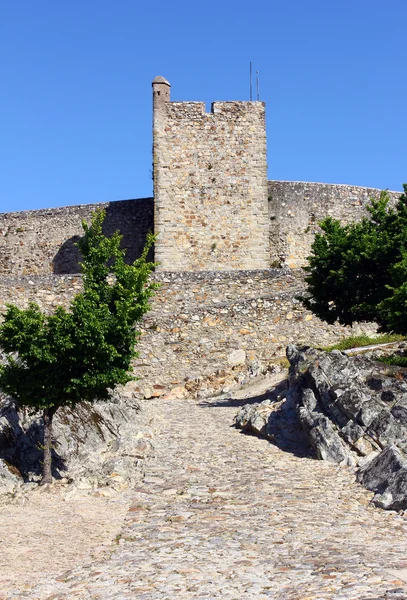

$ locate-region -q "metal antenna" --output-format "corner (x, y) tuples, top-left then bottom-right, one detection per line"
(250, 62), (253, 101)
(256, 70), (260, 100)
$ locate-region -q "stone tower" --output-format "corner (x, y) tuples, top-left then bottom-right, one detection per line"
(152, 76), (270, 271)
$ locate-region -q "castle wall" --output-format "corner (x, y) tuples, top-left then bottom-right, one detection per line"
(153, 87), (270, 271)
(0, 182), (401, 276)
(0, 198), (153, 276)
(268, 181), (401, 267)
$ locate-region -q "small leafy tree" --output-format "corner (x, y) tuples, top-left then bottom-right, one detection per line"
(302, 184), (407, 334)
(0, 210), (157, 484)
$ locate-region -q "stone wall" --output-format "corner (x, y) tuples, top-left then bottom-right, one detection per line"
(153, 77), (269, 271)
(268, 181), (401, 268)
(0, 181), (401, 276)
(0, 198), (153, 276)
(0, 270), (376, 390)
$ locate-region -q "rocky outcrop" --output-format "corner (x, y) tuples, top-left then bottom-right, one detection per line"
(288, 345), (407, 510)
(357, 445), (407, 510)
(0, 384), (153, 496)
(236, 345), (407, 510)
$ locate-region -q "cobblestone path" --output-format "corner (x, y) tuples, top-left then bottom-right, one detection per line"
(17, 390), (407, 600)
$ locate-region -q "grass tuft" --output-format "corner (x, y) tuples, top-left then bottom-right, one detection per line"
(321, 334), (405, 352)
(380, 355), (407, 368)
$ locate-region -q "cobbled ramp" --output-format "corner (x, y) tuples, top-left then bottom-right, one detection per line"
(13, 385), (407, 600)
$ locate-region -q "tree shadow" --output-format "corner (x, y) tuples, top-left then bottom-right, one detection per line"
(53, 236), (81, 274)
(52, 198), (154, 274)
(237, 394), (315, 459)
(0, 400), (66, 481)
(199, 390), (276, 408)
(236, 427), (315, 459)
(199, 379), (288, 408)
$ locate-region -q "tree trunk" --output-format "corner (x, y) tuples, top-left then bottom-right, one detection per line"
(41, 406), (56, 485)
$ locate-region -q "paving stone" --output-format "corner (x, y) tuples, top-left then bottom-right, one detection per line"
(7, 388), (407, 599)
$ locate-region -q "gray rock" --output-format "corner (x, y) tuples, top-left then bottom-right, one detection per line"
(0, 390), (152, 494)
(248, 359), (264, 378)
(288, 345), (407, 509)
(357, 445), (407, 510)
(235, 380), (312, 457)
(238, 344), (407, 510)
(367, 411), (407, 453)
(392, 403), (407, 423)
(297, 406), (355, 466)
(340, 420), (365, 445)
(234, 403), (269, 437)
(0, 458), (23, 495)
(302, 388), (320, 412)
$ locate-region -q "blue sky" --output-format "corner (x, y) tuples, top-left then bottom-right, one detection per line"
(1, 0), (406, 213)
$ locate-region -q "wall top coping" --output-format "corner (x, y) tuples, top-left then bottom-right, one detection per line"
(0, 197), (153, 218)
(269, 180), (402, 194)
(0, 268), (299, 287)
(169, 100), (264, 107)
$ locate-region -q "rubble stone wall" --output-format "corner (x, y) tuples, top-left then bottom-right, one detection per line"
(268, 181), (401, 267)
(0, 198), (153, 276)
(0, 182), (401, 276)
(0, 270), (375, 389)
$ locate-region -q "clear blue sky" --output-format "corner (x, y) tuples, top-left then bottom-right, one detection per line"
(1, 0), (406, 213)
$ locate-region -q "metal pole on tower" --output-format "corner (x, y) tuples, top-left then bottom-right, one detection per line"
(256, 71), (260, 100)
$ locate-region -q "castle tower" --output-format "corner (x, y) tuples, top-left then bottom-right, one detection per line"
(152, 76), (270, 271)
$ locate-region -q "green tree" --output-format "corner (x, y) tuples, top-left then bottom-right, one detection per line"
(0, 210), (157, 484)
(302, 184), (407, 333)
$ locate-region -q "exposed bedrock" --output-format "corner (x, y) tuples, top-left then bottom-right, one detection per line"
(235, 345), (407, 510)
(0, 384), (153, 496)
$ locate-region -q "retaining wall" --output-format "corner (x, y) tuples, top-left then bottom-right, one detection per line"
(0, 270), (376, 389)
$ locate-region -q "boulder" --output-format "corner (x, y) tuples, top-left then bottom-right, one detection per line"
(235, 402), (272, 437)
(287, 344), (407, 509)
(297, 406), (355, 466)
(163, 385), (188, 400)
(0, 458), (23, 495)
(234, 379), (311, 456)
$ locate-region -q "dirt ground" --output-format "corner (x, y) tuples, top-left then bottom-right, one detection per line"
(0, 485), (130, 598)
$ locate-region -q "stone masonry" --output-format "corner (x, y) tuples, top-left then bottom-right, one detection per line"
(268, 181), (401, 268)
(0, 198), (153, 277)
(0, 270), (377, 391)
(152, 76), (270, 271)
(0, 182), (402, 276)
